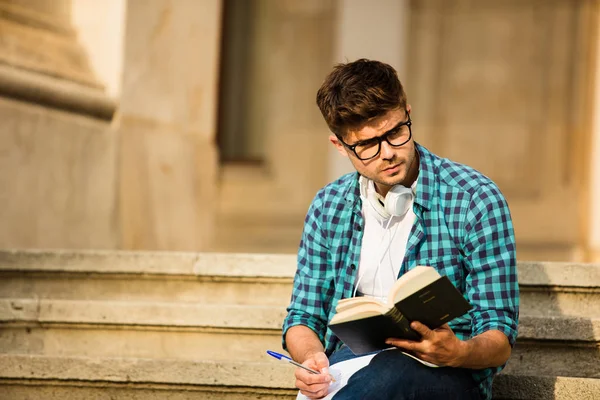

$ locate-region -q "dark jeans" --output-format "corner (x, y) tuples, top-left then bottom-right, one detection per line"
(329, 346), (482, 400)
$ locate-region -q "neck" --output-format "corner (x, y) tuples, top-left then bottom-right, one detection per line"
(374, 150), (420, 197)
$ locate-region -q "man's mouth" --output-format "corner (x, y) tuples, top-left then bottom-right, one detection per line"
(382, 164), (401, 174)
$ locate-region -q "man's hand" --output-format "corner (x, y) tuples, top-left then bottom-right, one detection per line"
(385, 322), (467, 367)
(294, 351), (332, 399)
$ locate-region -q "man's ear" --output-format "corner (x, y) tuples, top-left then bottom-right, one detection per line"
(406, 104), (412, 114)
(329, 134), (349, 157)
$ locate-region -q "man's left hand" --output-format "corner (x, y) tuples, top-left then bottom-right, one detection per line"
(385, 322), (467, 367)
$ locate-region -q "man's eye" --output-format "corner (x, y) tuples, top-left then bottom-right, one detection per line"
(356, 139), (377, 148)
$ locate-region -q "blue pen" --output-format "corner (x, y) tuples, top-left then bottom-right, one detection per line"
(266, 350), (335, 381)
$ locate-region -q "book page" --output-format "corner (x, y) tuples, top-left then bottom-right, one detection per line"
(329, 303), (389, 324)
(295, 353), (377, 400)
(336, 296), (386, 313)
(387, 266), (441, 305)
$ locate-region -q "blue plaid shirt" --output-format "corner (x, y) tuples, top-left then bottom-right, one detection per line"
(282, 143), (519, 399)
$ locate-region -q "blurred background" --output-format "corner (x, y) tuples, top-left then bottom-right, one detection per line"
(0, 0), (599, 262)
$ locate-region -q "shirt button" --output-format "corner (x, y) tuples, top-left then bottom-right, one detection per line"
(350, 264), (356, 270)
(355, 225), (362, 231)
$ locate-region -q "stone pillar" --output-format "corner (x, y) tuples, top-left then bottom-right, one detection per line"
(590, 10), (600, 263)
(118, 0), (221, 251)
(0, 0), (118, 249)
(328, 0), (410, 181)
(261, 0), (336, 209)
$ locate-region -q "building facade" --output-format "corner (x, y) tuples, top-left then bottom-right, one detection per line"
(1, 0), (599, 262)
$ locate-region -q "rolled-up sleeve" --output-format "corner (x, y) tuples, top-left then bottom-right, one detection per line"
(462, 184), (519, 346)
(282, 192), (334, 350)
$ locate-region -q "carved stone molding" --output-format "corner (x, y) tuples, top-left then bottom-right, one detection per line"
(0, 0), (115, 119)
(0, 63), (116, 120)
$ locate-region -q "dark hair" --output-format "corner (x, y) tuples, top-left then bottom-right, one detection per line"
(316, 59), (407, 138)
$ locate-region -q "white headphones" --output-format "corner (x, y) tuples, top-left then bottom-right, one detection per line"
(359, 176), (413, 222)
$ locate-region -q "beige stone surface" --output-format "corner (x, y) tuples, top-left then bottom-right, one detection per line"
(0, 0), (103, 88)
(1, 325), (281, 361)
(520, 289), (600, 318)
(0, 354), (599, 399)
(0, 382), (296, 400)
(119, 118), (217, 251)
(493, 375), (600, 400)
(1, 250), (599, 399)
(0, 299), (286, 330)
(214, 0), (336, 254)
(0, 249), (297, 276)
(0, 63), (115, 120)
(518, 261), (600, 287)
(0, 274), (292, 305)
(505, 342), (600, 379)
(518, 315), (600, 341)
(0, 97), (118, 249)
(0, 355), (297, 388)
(119, 0), (221, 137)
(117, 0), (222, 251)
(0, 250), (296, 304)
(407, 1), (595, 260)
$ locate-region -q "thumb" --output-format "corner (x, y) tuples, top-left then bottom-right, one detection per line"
(410, 321), (433, 339)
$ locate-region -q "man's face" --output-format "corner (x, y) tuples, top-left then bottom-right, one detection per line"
(330, 107), (418, 195)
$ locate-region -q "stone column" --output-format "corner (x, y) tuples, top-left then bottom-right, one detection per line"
(590, 10), (600, 263)
(0, 0), (118, 249)
(118, 0), (221, 251)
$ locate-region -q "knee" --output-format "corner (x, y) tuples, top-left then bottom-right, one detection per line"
(366, 350), (479, 396)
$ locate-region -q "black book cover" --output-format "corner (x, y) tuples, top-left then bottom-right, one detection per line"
(329, 276), (471, 355)
(396, 276), (471, 328)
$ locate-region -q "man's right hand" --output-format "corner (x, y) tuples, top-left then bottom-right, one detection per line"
(294, 351), (332, 399)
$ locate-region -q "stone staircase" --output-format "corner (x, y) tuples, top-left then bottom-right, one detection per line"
(0, 250), (599, 399)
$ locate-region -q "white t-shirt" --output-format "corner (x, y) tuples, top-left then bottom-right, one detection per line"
(356, 178), (417, 301)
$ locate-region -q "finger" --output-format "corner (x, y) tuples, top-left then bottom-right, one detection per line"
(295, 368), (331, 386)
(410, 321), (434, 338)
(435, 323), (453, 332)
(300, 386), (330, 399)
(385, 338), (418, 351)
(297, 381), (330, 394)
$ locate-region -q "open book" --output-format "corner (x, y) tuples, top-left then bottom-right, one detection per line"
(329, 266), (471, 355)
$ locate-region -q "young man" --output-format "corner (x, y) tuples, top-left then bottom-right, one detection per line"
(282, 59), (519, 400)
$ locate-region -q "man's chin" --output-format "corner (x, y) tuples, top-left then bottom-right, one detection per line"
(375, 175), (407, 188)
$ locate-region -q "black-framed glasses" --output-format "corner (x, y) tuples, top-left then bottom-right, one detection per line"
(337, 114), (412, 161)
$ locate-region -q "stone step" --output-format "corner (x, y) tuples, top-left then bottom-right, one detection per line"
(2, 299), (599, 371)
(0, 354), (297, 400)
(2, 252), (600, 312)
(0, 354), (599, 400)
(492, 375), (600, 400)
(518, 262), (600, 318)
(0, 250), (296, 305)
(508, 341), (600, 379)
(0, 299), (285, 361)
(2, 299), (598, 341)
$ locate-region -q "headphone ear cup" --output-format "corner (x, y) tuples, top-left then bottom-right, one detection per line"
(368, 191), (391, 222)
(384, 185), (413, 217)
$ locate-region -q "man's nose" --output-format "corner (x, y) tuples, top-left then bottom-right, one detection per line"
(380, 140), (395, 159)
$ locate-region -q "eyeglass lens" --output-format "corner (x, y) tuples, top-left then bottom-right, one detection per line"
(354, 123), (411, 160)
